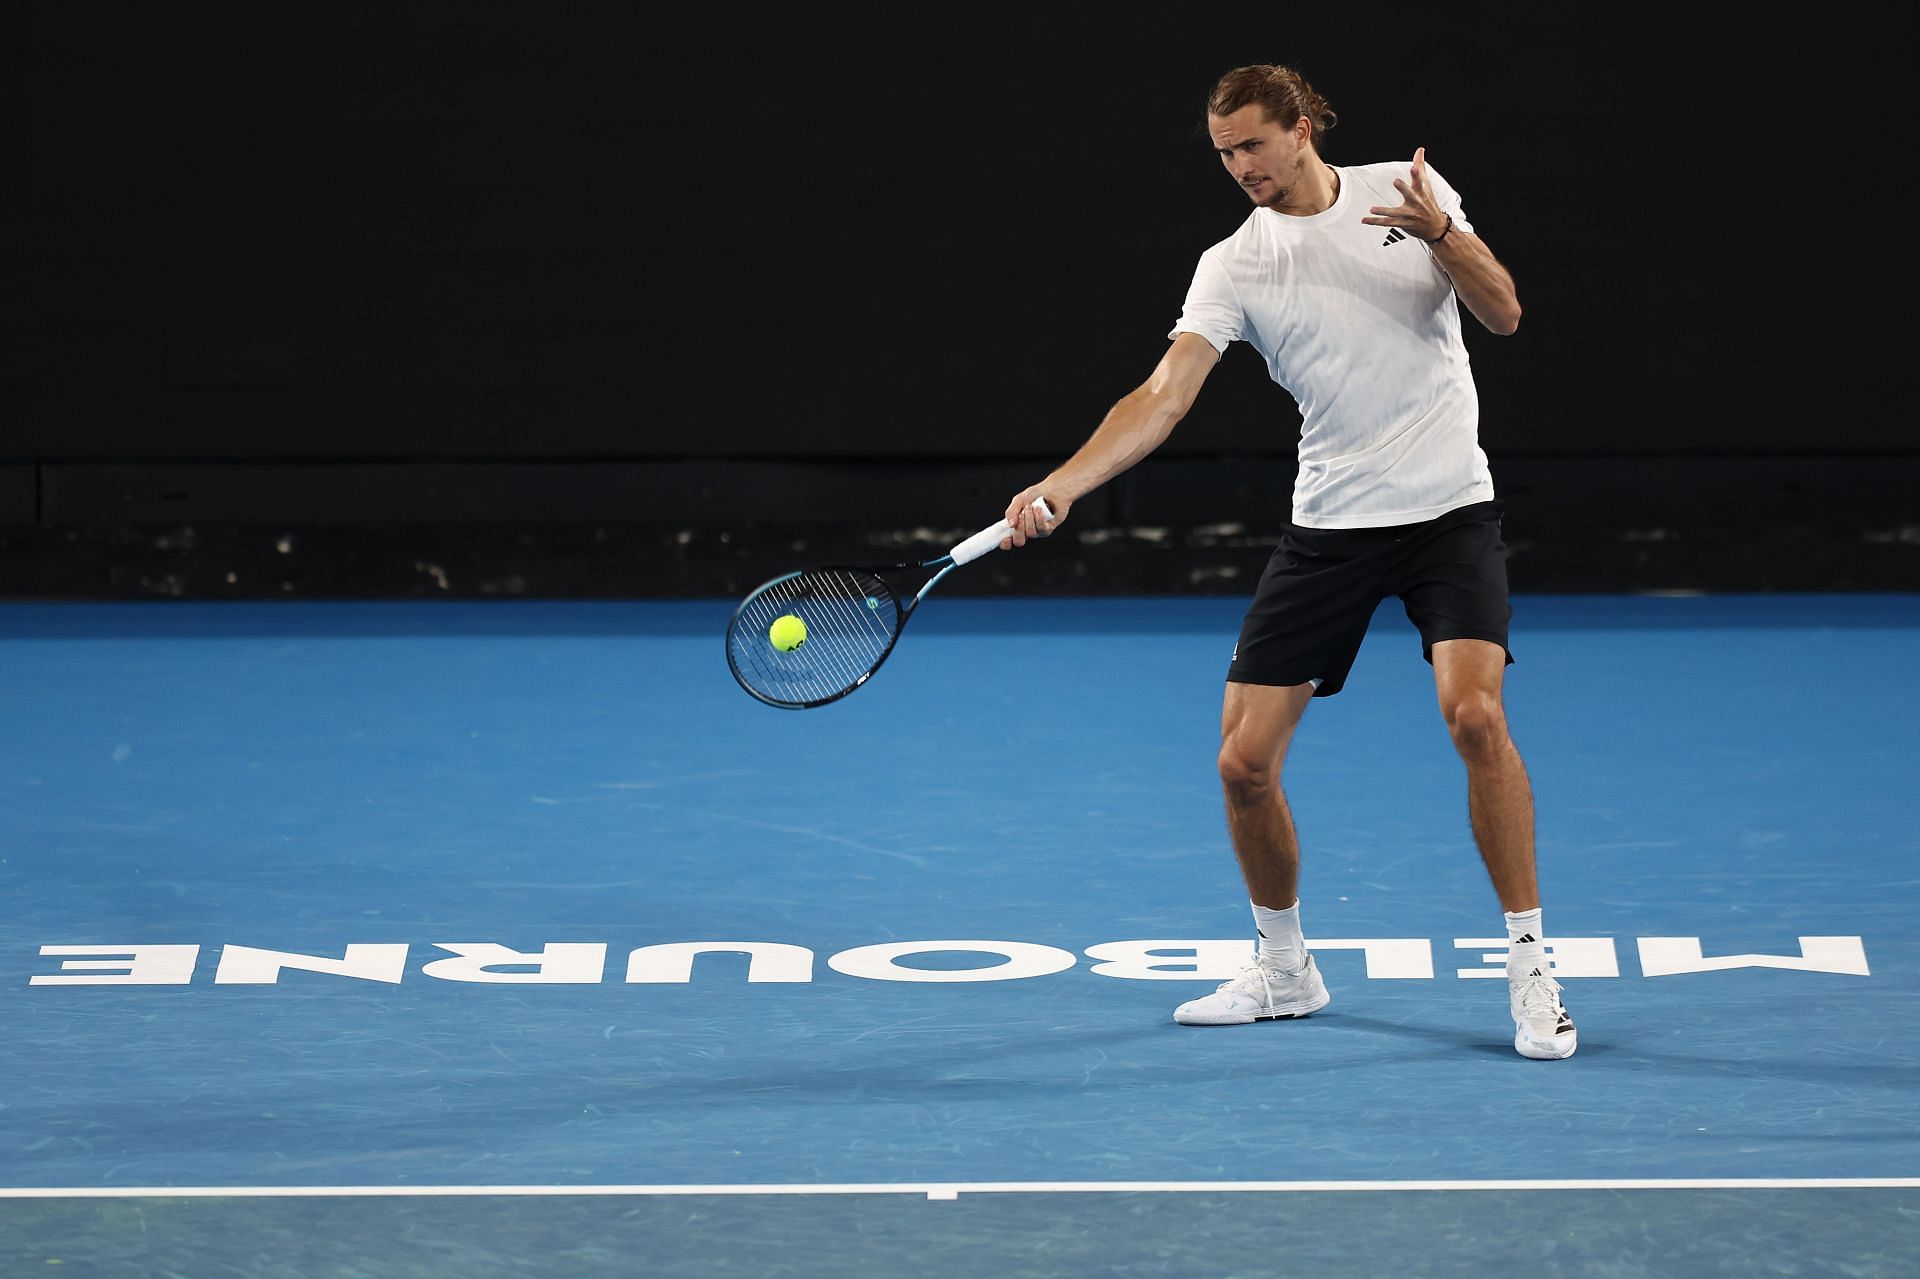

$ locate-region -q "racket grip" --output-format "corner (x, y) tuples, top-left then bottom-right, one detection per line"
(949, 498), (1055, 566)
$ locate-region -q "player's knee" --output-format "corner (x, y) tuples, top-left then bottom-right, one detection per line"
(1218, 746), (1281, 802)
(1443, 692), (1508, 759)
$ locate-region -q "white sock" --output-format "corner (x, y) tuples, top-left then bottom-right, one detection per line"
(1505, 908), (1547, 977)
(1252, 901), (1305, 972)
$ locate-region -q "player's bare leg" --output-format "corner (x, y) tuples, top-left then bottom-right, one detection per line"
(1432, 637), (1576, 1058)
(1217, 679), (1315, 908)
(1431, 638), (1537, 911)
(1174, 679), (1326, 1026)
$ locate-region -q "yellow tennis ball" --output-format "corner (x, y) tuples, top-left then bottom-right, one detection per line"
(769, 613), (807, 652)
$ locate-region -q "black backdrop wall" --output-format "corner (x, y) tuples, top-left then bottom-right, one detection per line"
(3, 5), (1914, 596)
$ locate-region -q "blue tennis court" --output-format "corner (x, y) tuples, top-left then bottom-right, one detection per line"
(3, 593), (1917, 1276)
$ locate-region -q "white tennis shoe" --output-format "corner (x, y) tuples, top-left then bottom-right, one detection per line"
(1510, 967), (1578, 1059)
(1173, 954), (1331, 1025)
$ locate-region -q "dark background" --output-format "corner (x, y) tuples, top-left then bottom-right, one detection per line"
(3, 4), (1913, 597)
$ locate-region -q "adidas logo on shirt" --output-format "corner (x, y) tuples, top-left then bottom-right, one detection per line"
(1380, 227), (1408, 247)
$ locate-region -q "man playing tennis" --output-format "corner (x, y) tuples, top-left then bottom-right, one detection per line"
(1000, 63), (1575, 1060)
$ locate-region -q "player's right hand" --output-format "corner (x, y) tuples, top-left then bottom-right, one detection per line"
(1001, 485), (1069, 550)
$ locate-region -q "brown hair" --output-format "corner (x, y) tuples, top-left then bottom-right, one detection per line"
(1204, 64), (1338, 151)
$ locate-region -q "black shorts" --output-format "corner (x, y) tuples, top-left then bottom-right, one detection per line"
(1227, 499), (1514, 697)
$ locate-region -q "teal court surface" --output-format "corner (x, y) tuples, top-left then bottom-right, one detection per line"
(3, 594), (1916, 1276)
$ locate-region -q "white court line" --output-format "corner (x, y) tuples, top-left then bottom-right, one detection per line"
(1, 1179), (1916, 1201)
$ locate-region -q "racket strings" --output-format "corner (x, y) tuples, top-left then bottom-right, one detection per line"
(728, 569), (902, 707)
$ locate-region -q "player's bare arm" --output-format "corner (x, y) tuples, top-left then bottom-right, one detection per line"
(1002, 331), (1220, 548)
(1361, 147), (1522, 336)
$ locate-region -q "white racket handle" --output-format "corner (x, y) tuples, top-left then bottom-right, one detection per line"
(949, 498), (1055, 567)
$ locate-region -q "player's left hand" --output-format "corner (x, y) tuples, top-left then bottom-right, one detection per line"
(1360, 146), (1449, 242)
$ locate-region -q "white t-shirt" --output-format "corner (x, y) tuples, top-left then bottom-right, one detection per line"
(1168, 160), (1493, 528)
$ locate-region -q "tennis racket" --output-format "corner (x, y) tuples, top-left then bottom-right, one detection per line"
(726, 498), (1054, 709)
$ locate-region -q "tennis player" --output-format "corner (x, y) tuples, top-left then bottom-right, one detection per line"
(1000, 63), (1575, 1060)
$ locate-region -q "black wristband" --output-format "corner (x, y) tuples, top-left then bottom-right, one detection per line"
(1422, 213), (1453, 245)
